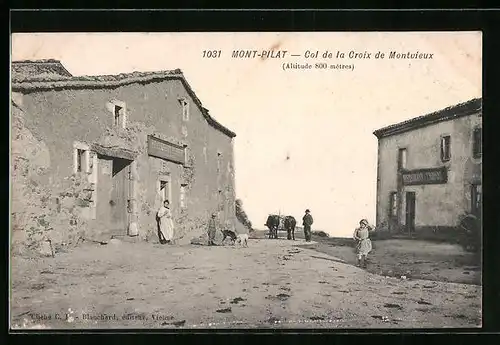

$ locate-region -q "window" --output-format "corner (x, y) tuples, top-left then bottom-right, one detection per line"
(180, 184), (187, 209)
(441, 135), (451, 162)
(217, 152), (222, 173)
(473, 127), (482, 158)
(114, 105), (123, 126)
(398, 148), (407, 170)
(389, 192), (398, 217)
(76, 149), (85, 172)
(471, 184), (482, 217)
(108, 100), (126, 128)
(73, 142), (91, 174)
(179, 98), (189, 121)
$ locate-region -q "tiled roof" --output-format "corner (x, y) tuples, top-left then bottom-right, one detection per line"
(12, 59), (73, 79)
(11, 61), (236, 138)
(373, 98), (482, 139)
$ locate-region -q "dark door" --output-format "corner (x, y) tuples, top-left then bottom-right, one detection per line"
(111, 158), (131, 233)
(96, 156), (114, 233)
(405, 192), (416, 234)
(471, 184), (482, 219)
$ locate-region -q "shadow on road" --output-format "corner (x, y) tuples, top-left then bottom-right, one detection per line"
(307, 255), (347, 265)
(291, 235), (481, 285)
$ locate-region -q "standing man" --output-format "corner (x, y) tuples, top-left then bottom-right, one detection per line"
(207, 212), (218, 246)
(302, 209), (314, 242)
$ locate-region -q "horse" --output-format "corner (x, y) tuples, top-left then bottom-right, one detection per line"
(284, 216), (297, 240)
(265, 214), (280, 239)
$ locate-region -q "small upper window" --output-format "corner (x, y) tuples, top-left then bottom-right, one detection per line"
(441, 135), (451, 162)
(473, 127), (482, 158)
(109, 100), (127, 129)
(179, 98), (189, 121)
(398, 148), (407, 170)
(114, 105), (122, 126)
(217, 152), (222, 173)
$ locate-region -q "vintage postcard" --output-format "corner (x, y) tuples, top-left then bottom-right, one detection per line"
(10, 32), (482, 329)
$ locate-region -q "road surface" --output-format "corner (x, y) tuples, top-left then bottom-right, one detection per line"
(10, 237), (481, 329)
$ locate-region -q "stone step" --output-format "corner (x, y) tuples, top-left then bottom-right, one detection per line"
(110, 234), (142, 243)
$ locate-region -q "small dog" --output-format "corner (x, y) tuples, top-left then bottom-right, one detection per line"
(221, 230), (237, 244)
(235, 233), (249, 247)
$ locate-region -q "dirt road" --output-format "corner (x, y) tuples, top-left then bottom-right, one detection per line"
(10, 238), (481, 329)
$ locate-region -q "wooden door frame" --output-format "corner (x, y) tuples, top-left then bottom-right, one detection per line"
(471, 183), (482, 218)
(405, 191), (416, 234)
(110, 157), (132, 234)
(157, 174), (172, 205)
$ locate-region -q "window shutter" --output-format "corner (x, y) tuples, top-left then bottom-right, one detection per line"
(389, 192), (397, 217)
(446, 136), (451, 160)
(440, 137), (445, 161)
(473, 128), (482, 158)
(180, 185), (187, 208)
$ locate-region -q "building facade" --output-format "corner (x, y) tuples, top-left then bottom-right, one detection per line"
(11, 60), (237, 248)
(373, 98), (482, 235)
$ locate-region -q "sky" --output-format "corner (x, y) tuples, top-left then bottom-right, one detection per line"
(11, 32), (482, 237)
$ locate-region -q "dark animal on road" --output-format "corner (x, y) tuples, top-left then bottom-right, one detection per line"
(222, 229), (237, 244)
(265, 215), (280, 239)
(284, 216), (297, 240)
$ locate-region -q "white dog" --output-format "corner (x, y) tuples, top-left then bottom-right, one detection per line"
(235, 233), (249, 247)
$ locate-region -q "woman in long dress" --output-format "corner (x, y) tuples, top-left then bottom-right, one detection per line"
(353, 219), (374, 268)
(157, 200), (174, 244)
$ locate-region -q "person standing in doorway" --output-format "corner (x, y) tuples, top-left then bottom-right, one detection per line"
(157, 200), (174, 245)
(302, 209), (314, 242)
(207, 212), (218, 246)
(353, 219), (374, 268)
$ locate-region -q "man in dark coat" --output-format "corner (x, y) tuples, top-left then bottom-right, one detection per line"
(207, 213), (218, 246)
(302, 209), (314, 242)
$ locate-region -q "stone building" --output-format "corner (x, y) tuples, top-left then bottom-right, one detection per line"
(11, 59), (237, 250)
(373, 98), (482, 236)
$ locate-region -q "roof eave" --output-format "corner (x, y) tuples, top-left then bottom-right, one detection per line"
(12, 70), (237, 138)
(208, 118), (237, 138)
(373, 98), (482, 139)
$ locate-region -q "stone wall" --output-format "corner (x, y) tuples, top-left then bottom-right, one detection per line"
(376, 112), (482, 229)
(12, 77), (237, 251)
(11, 102), (93, 256)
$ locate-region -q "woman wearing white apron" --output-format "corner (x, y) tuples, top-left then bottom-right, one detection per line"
(157, 200), (174, 244)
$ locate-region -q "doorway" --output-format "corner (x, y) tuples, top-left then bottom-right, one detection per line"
(110, 157), (132, 233)
(158, 176), (171, 204)
(471, 184), (482, 219)
(405, 192), (416, 235)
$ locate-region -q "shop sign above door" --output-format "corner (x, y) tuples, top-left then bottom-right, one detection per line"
(147, 136), (185, 165)
(402, 166), (447, 185)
